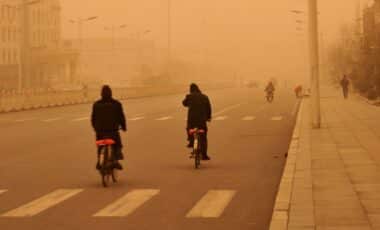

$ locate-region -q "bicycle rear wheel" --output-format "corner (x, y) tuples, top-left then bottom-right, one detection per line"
(100, 146), (111, 187)
(194, 136), (201, 169)
(111, 169), (117, 183)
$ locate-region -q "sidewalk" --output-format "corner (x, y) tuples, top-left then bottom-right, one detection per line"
(270, 87), (380, 230)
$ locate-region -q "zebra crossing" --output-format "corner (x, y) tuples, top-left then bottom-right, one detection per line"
(7, 115), (285, 123)
(0, 189), (237, 218)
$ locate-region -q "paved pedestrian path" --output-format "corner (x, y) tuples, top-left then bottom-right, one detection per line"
(270, 87), (380, 230)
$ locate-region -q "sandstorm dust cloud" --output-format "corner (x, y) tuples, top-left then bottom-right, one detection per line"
(59, 0), (362, 86)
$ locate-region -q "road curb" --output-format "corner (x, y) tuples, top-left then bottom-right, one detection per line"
(269, 100), (304, 230)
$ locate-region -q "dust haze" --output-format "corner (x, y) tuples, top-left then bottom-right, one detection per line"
(58, 0), (363, 88)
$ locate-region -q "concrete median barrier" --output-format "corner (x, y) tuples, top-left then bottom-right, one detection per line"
(0, 83), (231, 113)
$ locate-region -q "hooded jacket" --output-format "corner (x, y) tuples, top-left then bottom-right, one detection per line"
(182, 84), (212, 128)
(91, 86), (126, 132)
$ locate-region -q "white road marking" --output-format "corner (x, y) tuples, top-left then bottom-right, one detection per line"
(129, 117), (145, 121)
(214, 103), (244, 116)
(0, 190), (7, 195)
(271, 116), (283, 121)
(71, 117), (89, 122)
(93, 189), (160, 217)
(133, 113), (145, 117)
(214, 116), (228, 121)
(15, 118), (34, 122)
(156, 116), (173, 121)
(186, 190), (236, 218)
(42, 117), (62, 122)
(2, 189), (83, 217)
(242, 116), (256, 121)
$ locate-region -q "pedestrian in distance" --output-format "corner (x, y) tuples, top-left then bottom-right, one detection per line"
(340, 75), (350, 99)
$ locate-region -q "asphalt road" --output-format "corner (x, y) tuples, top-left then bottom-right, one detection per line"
(0, 87), (299, 230)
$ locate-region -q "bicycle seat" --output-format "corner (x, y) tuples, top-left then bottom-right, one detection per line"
(96, 139), (116, 146)
(189, 128), (205, 135)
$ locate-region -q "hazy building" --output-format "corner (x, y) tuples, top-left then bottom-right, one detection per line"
(27, 0), (78, 89)
(0, 1), (20, 90)
(0, 0), (78, 91)
(69, 37), (158, 86)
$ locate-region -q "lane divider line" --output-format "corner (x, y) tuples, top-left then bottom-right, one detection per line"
(93, 189), (160, 217)
(271, 116), (283, 121)
(15, 118), (34, 122)
(186, 190), (236, 218)
(2, 189), (83, 217)
(42, 117), (62, 122)
(242, 116), (256, 121)
(0, 190), (7, 195)
(214, 116), (228, 121)
(129, 117), (145, 121)
(214, 103), (245, 116)
(71, 117), (89, 122)
(156, 116), (173, 121)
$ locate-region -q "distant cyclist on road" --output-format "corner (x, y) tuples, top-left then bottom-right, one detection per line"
(265, 81), (275, 94)
(91, 85), (127, 170)
(265, 81), (275, 101)
(183, 83), (212, 160)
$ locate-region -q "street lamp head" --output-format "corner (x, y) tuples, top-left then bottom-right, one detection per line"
(86, 16), (98, 21)
(291, 10), (304, 14)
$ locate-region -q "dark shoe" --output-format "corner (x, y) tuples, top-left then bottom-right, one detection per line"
(187, 143), (194, 148)
(96, 162), (101, 170)
(113, 161), (123, 170)
(119, 152), (125, 160)
(202, 155), (211, 161)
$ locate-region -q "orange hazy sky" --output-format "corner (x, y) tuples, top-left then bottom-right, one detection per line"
(60, 0), (366, 81)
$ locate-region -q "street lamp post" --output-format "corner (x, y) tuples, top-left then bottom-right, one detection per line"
(137, 30), (151, 79)
(309, 0), (321, 128)
(167, 0), (171, 80)
(291, 5), (321, 129)
(69, 16), (98, 84)
(104, 24), (127, 81)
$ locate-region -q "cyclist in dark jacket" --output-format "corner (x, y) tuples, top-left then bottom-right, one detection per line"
(91, 85), (127, 169)
(183, 83), (212, 160)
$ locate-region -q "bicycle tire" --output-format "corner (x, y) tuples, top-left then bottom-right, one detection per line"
(194, 135), (201, 169)
(112, 169), (117, 183)
(100, 146), (110, 187)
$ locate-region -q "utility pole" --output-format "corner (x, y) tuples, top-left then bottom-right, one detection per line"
(167, 0), (171, 80)
(309, 0), (321, 128)
(70, 16), (98, 85)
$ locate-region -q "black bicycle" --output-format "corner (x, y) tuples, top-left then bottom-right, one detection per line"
(189, 128), (205, 169)
(96, 139), (118, 187)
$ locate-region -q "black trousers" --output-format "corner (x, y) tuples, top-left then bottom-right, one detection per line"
(187, 128), (208, 157)
(343, 87), (348, 99)
(96, 131), (123, 160)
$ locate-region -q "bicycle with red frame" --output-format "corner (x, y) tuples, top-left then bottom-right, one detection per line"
(189, 128), (206, 169)
(96, 138), (118, 187)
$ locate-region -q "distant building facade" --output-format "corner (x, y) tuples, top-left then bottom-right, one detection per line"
(0, 0), (78, 90)
(27, 0), (78, 89)
(0, 1), (20, 90)
(70, 37), (158, 86)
